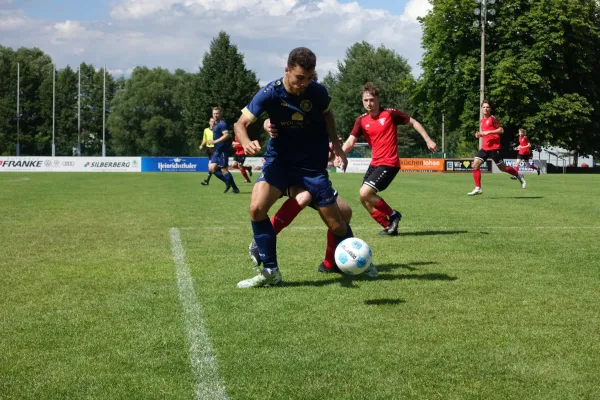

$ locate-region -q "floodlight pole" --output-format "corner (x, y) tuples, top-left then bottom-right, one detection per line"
(52, 64), (56, 157)
(16, 62), (20, 156)
(478, 0), (487, 148)
(77, 64), (81, 156)
(102, 64), (106, 157)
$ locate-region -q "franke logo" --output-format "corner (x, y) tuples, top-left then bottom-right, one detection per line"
(0, 160), (43, 168)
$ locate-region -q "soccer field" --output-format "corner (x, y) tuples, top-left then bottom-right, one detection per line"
(1, 172), (599, 399)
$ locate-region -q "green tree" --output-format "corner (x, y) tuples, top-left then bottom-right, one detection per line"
(322, 42), (420, 156)
(107, 67), (192, 156)
(184, 31), (260, 150)
(415, 0), (600, 157)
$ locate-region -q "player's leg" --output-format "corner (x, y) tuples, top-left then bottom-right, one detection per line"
(202, 148), (215, 185)
(220, 153), (239, 194)
(496, 152), (525, 188)
(360, 165), (401, 235)
(238, 161), (288, 288)
(271, 187), (311, 234)
(319, 193), (350, 273)
(468, 150), (486, 195)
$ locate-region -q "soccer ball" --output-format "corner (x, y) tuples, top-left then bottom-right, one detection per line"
(335, 238), (373, 275)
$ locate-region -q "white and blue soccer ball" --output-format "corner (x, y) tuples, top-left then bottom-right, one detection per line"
(335, 237), (373, 275)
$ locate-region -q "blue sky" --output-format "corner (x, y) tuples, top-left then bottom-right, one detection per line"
(4, 0), (431, 80)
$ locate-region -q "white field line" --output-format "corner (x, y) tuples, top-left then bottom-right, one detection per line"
(170, 228), (229, 400)
(180, 225), (600, 231)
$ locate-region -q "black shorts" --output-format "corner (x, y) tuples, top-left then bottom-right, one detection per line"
(206, 147), (215, 159)
(362, 165), (400, 192)
(475, 149), (504, 165)
(516, 153), (532, 161)
(233, 154), (246, 165)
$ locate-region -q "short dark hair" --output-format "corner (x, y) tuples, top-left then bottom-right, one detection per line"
(287, 47), (317, 70)
(362, 82), (380, 98)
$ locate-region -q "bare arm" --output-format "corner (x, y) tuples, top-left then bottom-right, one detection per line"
(324, 110), (347, 171)
(234, 115), (262, 156)
(409, 118), (438, 152)
(342, 135), (357, 153)
(210, 131), (229, 145)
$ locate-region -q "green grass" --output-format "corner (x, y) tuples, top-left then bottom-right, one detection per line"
(1, 172), (599, 399)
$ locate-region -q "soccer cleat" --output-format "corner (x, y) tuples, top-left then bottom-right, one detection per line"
(364, 263), (379, 278)
(224, 184), (231, 193)
(317, 262), (342, 274)
(467, 187), (483, 196)
(517, 173), (526, 189)
(201, 180), (209, 186)
(232, 187), (240, 194)
(386, 210), (402, 236)
(510, 176), (518, 180)
(379, 228), (392, 235)
(248, 242), (261, 267)
(237, 267), (283, 288)
(244, 180), (252, 183)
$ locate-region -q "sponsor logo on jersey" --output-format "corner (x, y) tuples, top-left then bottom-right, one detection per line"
(379, 117), (386, 125)
(300, 100), (312, 112)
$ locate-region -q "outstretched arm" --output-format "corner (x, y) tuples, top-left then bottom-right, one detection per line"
(409, 118), (438, 152)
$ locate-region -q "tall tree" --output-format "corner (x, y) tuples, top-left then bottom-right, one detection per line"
(184, 31), (260, 149)
(107, 67), (192, 156)
(415, 0), (600, 157)
(322, 42), (421, 156)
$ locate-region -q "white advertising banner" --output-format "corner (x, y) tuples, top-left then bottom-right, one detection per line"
(0, 157), (142, 172)
(493, 159), (547, 174)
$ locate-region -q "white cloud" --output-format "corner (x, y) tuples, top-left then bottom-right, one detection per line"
(1, 0), (433, 79)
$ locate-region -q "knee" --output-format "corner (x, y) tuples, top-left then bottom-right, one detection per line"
(249, 201), (268, 221)
(295, 191), (312, 208)
(329, 220), (347, 236)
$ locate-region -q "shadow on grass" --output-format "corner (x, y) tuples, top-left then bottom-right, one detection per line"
(364, 299), (406, 306)
(283, 263), (457, 288)
(485, 196), (544, 199)
(399, 230), (468, 237)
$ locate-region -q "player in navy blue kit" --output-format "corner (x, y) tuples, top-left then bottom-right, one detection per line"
(208, 107), (239, 194)
(233, 47), (353, 288)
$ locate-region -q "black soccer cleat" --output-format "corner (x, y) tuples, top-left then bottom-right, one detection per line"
(379, 228), (397, 236)
(386, 210), (402, 236)
(317, 262), (342, 274)
(224, 184), (231, 193)
(201, 180), (209, 186)
(231, 187), (240, 194)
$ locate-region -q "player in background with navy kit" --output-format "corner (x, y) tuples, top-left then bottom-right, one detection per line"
(199, 117), (215, 185)
(514, 128), (540, 176)
(233, 47), (352, 288)
(467, 101), (524, 196)
(208, 107), (240, 194)
(341, 82), (438, 236)
(231, 138), (253, 183)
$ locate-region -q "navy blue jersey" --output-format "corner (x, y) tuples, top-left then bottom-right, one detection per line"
(212, 120), (230, 151)
(242, 79), (331, 170)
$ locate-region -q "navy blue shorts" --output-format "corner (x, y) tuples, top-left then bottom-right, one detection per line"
(257, 159), (336, 207)
(210, 149), (229, 168)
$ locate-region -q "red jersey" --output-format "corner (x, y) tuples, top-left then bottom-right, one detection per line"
(518, 136), (531, 155)
(480, 115), (501, 151)
(232, 140), (245, 156)
(350, 108), (411, 167)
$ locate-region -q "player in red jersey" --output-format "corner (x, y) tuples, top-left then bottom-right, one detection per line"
(467, 100), (525, 195)
(514, 128), (540, 176)
(341, 82), (438, 236)
(231, 138), (253, 183)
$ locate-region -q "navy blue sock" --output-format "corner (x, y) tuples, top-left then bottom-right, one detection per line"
(213, 170), (226, 183)
(251, 218), (278, 269)
(224, 172), (239, 190)
(334, 222), (354, 246)
(206, 172), (212, 182)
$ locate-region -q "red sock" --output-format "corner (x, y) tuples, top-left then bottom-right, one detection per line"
(505, 166), (519, 177)
(271, 198), (303, 234)
(322, 230), (336, 269)
(240, 167), (249, 181)
(370, 209), (390, 229)
(374, 199), (393, 217)
(473, 169), (482, 187)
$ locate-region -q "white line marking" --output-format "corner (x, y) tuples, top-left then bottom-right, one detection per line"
(170, 228), (229, 400)
(0, 177), (31, 182)
(179, 225), (600, 231)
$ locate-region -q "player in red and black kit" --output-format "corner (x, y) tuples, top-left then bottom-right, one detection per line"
(231, 138), (253, 183)
(467, 100), (524, 195)
(514, 128), (540, 176)
(342, 82), (438, 236)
